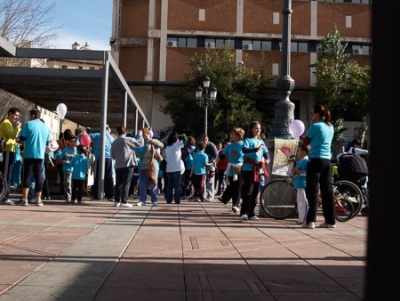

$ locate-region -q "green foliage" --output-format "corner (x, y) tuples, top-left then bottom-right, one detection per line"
(160, 45), (275, 142)
(310, 25), (371, 150)
(310, 26), (350, 121)
(347, 62), (371, 122)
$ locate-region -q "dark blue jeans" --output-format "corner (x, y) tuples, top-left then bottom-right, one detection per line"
(92, 158), (114, 199)
(0, 151), (15, 200)
(166, 171), (181, 204)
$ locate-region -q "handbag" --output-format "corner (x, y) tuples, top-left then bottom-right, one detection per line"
(232, 163), (243, 174)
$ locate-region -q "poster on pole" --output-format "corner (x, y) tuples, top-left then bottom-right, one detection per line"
(272, 138), (299, 176)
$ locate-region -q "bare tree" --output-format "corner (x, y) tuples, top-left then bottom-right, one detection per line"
(0, 0), (59, 116)
(0, 0), (58, 49)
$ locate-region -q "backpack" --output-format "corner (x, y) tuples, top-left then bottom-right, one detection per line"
(338, 150), (368, 184)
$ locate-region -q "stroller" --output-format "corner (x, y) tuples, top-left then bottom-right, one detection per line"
(182, 178), (195, 201)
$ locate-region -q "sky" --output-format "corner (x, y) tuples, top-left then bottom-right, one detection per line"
(47, 0), (112, 50)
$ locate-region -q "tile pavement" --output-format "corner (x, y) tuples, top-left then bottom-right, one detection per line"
(0, 192), (367, 301)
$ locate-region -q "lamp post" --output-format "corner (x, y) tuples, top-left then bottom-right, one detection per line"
(195, 76), (217, 135)
(269, 0), (295, 138)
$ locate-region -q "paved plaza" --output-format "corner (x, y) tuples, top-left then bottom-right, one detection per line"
(0, 190), (367, 301)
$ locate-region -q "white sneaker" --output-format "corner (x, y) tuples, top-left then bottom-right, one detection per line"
(3, 199), (15, 205)
(308, 222), (315, 229)
(121, 203), (133, 208)
(319, 222), (336, 228)
(22, 199), (28, 206)
(36, 200), (44, 206)
(249, 216), (259, 221)
(136, 202), (145, 206)
(240, 214), (248, 220)
(114, 202), (121, 207)
(232, 206), (239, 213)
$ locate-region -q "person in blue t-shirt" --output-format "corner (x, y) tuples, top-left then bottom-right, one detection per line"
(19, 109), (51, 206)
(60, 136), (77, 203)
(89, 125), (115, 200)
(216, 127), (245, 214)
(292, 144), (310, 225)
(189, 142), (213, 202)
(302, 104), (335, 229)
(69, 145), (91, 204)
(240, 121), (269, 221)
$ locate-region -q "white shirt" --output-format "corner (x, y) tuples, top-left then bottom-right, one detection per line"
(165, 140), (184, 172)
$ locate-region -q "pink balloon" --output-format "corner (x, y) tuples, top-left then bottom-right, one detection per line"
(289, 120), (305, 138)
(80, 134), (91, 147)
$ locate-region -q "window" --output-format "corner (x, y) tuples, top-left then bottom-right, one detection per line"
(261, 41), (272, 51)
(187, 38), (197, 48)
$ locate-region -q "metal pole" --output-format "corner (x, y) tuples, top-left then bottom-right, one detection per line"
(269, 0), (295, 138)
(204, 90), (208, 135)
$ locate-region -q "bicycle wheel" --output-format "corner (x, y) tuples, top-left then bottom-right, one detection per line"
(332, 180), (363, 219)
(0, 172), (6, 201)
(334, 198), (354, 222)
(260, 179), (297, 220)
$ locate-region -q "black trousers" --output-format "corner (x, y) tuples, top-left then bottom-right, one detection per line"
(114, 167), (134, 204)
(240, 171), (259, 218)
(305, 158), (335, 225)
(220, 176), (242, 207)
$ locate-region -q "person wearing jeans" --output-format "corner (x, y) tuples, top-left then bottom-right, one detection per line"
(0, 107), (21, 205)
(164, 132), (187, 204)
(199, 134), (218, 201)
(135, 128), (164, 206)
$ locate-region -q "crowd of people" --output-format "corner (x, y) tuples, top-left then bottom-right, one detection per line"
(0, 104), (369, 225)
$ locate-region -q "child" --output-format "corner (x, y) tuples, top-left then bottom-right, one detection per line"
(292, 144), (309, 225)
(60, 136), (77, 203)
(68, 145), (91, 204)
(189, 142), (213, 202)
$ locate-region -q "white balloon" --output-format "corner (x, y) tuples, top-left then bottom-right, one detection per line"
(289, 119), (305, 138)
(56, 103), (68, 119)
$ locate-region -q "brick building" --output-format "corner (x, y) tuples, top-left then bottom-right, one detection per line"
(110, 0), (372, 138)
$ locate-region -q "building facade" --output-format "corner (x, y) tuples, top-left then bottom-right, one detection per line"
(110, 0), (372, 139)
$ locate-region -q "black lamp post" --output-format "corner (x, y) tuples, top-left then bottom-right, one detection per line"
(269, 0), (295, 138)
(195, 76), (217, 135)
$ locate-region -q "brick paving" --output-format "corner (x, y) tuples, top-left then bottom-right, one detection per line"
(0, 190), (367, 301)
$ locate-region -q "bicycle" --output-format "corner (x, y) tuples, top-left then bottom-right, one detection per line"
(260, 156), (355, 222)
(332, 163), (367, 219)
(0, 171), (7, 201)
(259, 155), (297, 220)
(330, 181), (357, 222)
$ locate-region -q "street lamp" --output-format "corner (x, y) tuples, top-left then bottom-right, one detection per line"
(195, 76), (217, 135)
(269, 0), (295, 138)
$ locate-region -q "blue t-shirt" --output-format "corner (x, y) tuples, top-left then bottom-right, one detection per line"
(185, 145), (196, 171)
(192, 151), (208, 175)
(242, 137), (268, 172)
(222, 141), (244, 177)
(306, 120), (334, 159)
(294, 156), (308, 189)
(70, 154), (90, 180)
(89, 132), (115, 159)
(61, 146), (77, 172)
(19, 119), (50, 159)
